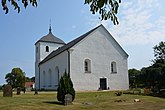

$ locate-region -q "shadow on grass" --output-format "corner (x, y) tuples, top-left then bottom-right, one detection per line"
(43, 101), (64, 105)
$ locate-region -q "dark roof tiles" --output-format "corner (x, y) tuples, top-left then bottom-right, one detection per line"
(39, 24), (128, 65)
(35, 31), (65, 45)
(39, 25), (102, 65)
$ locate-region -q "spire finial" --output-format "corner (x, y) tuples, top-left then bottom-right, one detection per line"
(49, 19), (52, 33)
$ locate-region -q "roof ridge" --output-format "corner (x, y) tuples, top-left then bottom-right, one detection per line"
(39, 25), (102, 65)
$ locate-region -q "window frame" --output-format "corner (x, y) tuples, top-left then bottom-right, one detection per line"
(111, 61), (117, 74)
(46, 46), (49, 52)
(84, 59), (91, 73)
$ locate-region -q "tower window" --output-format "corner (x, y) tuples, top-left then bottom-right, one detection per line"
(84, 59), (91, 73)
(46, 46), (49, 52)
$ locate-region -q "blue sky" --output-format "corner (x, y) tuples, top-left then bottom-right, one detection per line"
(0, 0), (165, 85)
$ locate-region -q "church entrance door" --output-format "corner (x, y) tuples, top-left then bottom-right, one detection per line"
(100, 78), (107, 90)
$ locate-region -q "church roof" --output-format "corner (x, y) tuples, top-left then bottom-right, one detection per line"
(39, 24), (128, 65)
(35, 27), (65, 45)
(39, 25), (101, 65)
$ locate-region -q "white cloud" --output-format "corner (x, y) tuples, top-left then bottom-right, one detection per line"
(88, 0), (165, 46)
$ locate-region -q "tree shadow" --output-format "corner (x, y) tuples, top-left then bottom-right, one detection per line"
(43, 101), (64, 105)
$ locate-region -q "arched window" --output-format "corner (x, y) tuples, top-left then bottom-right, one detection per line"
(48, 69), (52, 87)
(111, 62), (117, 73)
(55, 66), (60, 83)
(84, 59), (91, 73)
(46, 46), (49, 52)
(43, 71), (46, 87)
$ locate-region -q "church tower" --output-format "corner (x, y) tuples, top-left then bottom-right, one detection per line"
(35, 26), (65, 90)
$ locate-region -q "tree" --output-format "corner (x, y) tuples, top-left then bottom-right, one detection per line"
(128, 68), (141, 88)
(151, 60), (165, 89)
(57, 71), (75, 103)
(85, 0), (121, 25)
(1, 0), (37, 14)
(151, 41), (165, 89)
(5, 68), (26, 89)
(25, 76), (35, 82)
(1, 0), (120, 25)
(128, 42), (165, 93)
(131, 42), (165, 90)
(153, 41), (165, 62)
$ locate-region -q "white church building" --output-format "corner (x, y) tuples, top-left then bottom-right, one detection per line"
(35, 24), (129, 91)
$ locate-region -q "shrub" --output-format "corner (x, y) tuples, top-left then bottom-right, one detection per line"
(115, 91), (122, 96)
(144, 88), (152, 95)
(57, 71), (75, 103)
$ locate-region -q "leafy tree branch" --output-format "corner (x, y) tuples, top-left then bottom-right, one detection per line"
(1, 0), (37, 14)
(85, 0), (121, 25)
(1, 0), (121, 25)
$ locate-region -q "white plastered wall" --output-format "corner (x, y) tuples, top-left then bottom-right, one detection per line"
(70, 27), (129, 91)
(35, 41), (64, 90)
(39, 51), (68, 90)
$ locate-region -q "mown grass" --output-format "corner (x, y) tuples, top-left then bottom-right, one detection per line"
(0, 91), (165, 110)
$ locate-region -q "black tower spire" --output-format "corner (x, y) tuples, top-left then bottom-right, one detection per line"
(49, 19), (52, 33)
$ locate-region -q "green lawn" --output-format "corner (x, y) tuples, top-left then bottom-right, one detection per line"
(0, 91), (165, 110)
